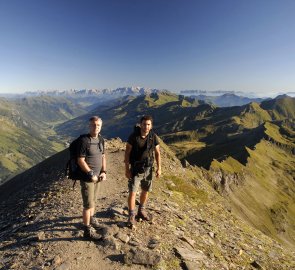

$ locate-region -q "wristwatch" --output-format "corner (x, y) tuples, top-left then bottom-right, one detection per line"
(100, 170), (107, 174)
(87, 170), (94, 177)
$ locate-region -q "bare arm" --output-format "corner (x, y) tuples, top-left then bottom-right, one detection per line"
(124, 143), (132, 179)
(77, 157), (98, 182)
(101, 154), (106, 172)
(155, 145), (161, 177)
(77, 157), (91, 173)
(99, 154), (107, 181)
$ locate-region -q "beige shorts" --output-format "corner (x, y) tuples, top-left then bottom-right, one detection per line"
(128, 166), (153, 192)
(80, 181), (101, 209)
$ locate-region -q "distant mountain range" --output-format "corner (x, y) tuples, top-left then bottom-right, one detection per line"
(181, 89), (295, 98)
(22, 86), (295, 107)
(181, 89), (250, 96)
(25, 86), (162, 96)
(188, 93), (266, 107)
(22, 87), (272, 107)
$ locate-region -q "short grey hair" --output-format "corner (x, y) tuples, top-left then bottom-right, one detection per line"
(89, 116), (102, 122)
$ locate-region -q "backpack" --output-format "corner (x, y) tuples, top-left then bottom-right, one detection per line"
(65, 134), (104, 186)
(129, 125), (156, 168)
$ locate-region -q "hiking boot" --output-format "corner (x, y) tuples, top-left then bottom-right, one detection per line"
(90, 216), (101, 229)
(127, 214), (136, 228)
(137, 208), (152, 222)
(83, 226), (102, 241)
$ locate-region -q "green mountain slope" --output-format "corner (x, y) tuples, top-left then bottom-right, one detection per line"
(56, 93), (294, 170)
(0, 96), (88, 183)
(0, 117), (57, 184)
(14, 96), (86, 124)
(210, 136), (295, 247)
(260, 95), (295, 120)
(56, 92), (213, 140)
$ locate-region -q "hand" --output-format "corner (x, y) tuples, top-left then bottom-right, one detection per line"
(99, 172), (107, 181)
(91, 175), (98, 182)
(125, 168), (132, 179)
(156, 168), (161, 178)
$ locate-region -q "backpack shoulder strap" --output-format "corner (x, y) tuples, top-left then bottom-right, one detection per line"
(148, 129), (155, 148)
(98, 134), (105, 152)
(146, 130), (156, 162)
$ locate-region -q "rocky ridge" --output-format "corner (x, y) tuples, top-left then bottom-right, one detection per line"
(0, 138), (295, 270)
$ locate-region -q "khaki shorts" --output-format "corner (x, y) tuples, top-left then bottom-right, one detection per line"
(128, 166), (153, 193)
(80, 181), (101, 209)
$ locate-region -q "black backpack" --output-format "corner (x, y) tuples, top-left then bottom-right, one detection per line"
(65, 134), (104, 185)
(129, 125), (156, 167)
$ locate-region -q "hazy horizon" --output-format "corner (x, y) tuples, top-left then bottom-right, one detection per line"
(1, 0), (295, 95)
(0, 86), (294, 99)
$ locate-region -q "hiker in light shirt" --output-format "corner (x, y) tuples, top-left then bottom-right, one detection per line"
(77, 116), (106, 240)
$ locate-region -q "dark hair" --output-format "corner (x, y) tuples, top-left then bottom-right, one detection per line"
(140, 115), (153, 124)
(89, 116), (102, 122)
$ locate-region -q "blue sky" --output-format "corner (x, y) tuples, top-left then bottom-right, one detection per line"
(0, 0), (294, 95)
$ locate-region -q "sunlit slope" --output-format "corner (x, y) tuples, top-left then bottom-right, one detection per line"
(0, 118), (56, 184)
(209, 122), (295, 247)
(56, 92), (207, 139)
(14, 96), (86, 124)
(56, 94), (294, 170)
(260, 94), (295, 120)
(0, 96), (87, 184)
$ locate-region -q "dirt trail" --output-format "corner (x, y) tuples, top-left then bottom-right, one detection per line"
(0, 141), (149, 270)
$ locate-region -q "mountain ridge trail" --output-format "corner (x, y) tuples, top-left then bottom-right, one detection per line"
(1, 138), (295, 270)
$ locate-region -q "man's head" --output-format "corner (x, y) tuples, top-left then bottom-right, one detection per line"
(89, 116), (102, 137)
(140, 115), (153, 135)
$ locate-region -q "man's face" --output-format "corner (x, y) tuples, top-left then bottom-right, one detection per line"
(89, 120), (102, 135)
(140, 119), (152, 134)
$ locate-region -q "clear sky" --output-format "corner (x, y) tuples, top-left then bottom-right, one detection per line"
(0, 0), (294, 95)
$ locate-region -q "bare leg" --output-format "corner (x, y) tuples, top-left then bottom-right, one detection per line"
(83, 207), (94, 226)
(140, 190), (148, 206)
(128, 191), (136, 211)
(90, 207), (95, 217)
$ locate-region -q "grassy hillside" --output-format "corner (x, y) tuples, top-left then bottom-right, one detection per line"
(56, 93), (294, 169)
(260, 94), (295, 120)
(14, 96), (86, 123)
(210, 138), (295, 248)
(56, 92), (213, 140)
(0, 96), (88, 183)
(0, 117), (58, 184)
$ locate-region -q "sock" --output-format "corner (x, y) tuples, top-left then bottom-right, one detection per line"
(138, 203), (145, 211)
(84, 224), (91, 230)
